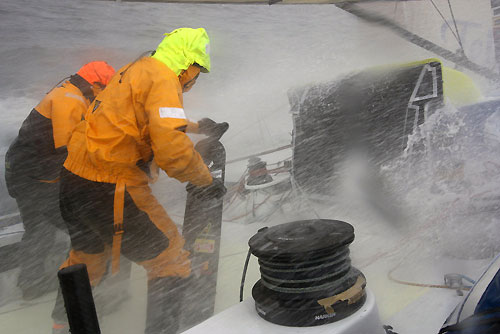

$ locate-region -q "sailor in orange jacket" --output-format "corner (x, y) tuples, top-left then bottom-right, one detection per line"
(51, 28), (227, 334)
(4, 61), (115, 301)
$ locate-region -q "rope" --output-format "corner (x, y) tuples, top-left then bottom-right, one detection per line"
(222, 158), (292, 219)
(388, 266), (471, 291)
(258, 248), (349, 268)
(224, 193), (273, 222)
(261, 272), (353, 294)
(222, 167), (249, 214)
(226, 145), (292, 165)
(239, 248), (252, 302)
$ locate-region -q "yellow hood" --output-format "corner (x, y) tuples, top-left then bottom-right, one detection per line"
(152, 27), (211, 76)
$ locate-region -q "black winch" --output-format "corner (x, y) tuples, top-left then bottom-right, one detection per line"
(246, 157), (273, 186)
(248, 219), (366, 327)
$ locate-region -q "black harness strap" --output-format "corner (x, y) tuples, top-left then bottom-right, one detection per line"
(69, 74), (94, 103)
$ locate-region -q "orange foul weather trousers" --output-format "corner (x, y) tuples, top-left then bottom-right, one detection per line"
(51, 168), (191, 322)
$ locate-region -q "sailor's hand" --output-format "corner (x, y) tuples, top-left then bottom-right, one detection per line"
(198, 118), (229, 140)
(186, 178), (227, 200)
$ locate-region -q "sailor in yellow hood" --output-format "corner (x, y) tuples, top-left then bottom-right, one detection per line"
(152, 27), (211, 75)
(51, 28), (227, 334)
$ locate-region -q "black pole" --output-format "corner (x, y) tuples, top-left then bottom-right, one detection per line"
(58, 264), (101, 334)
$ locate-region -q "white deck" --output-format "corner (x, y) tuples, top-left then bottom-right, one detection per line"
(0, 197), (490, 334)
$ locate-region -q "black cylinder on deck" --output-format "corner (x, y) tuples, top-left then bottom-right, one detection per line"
(249, 219), (366, 327)
(246, 157), (273, 186)
(58, 264), (101, 334)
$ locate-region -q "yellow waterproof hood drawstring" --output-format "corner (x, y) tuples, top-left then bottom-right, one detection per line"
(151, 27), (211, 76)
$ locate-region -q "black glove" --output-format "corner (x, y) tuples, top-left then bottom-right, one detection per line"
(198, 118), (229, 139)
(186, 178), (227, 200)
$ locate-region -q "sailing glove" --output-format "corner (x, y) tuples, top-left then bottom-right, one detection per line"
(198, 118), (229, 140)
(186, 178), (227, 200)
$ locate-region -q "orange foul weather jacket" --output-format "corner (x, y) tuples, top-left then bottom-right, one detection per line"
(63, 56), (213, 279)
(65, 56), (212, 187)
(5, 77), (93, 194)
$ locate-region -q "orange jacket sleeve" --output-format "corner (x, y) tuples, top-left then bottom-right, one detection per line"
(145, 74), (212, 187)
(35, 83), (89, 149)
(50, 91), (88, 149)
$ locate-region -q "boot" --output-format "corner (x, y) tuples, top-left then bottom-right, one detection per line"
(145, 276), (191, 334)
(51, 288), (70, 333)
(52, 322), (69, 334)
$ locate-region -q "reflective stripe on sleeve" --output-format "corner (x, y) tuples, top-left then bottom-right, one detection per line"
(159, 107), (186, 119)
(64, 92), (87, 104)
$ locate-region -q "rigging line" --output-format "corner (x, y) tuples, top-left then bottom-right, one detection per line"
(336, 3), (499, 82)
(447, 0), (465, 53)
(224, 194), (273, 222)
(222, 103), (287, 143)
(429, 0), (462, 50)
(226, 144), (292, 164)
